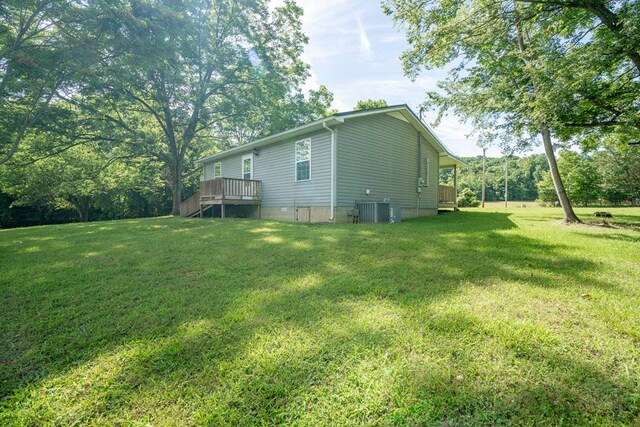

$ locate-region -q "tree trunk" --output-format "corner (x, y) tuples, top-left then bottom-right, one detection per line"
(170, 166), (182, 216)
(540, 124), (581, 224)
(72, 198), (90, 222)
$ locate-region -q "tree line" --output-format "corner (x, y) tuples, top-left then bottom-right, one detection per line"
(446, 145), (640, 206)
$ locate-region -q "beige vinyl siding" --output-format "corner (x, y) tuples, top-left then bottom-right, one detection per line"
(201, 130), (331, 207)
(203, 156), (241, 181)
(336, 113), (439, 209)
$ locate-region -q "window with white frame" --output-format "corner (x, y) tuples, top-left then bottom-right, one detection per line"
(213, 162), (222, 178)
(242, 154), (253, 180)
(295, 139), (311, 181)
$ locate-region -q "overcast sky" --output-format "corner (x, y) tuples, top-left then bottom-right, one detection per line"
(270, 0), (521, 157)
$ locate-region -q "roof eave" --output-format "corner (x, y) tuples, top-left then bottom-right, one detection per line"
(195, 104), (467, 167)
(195, 116), (344, 165)
(439, 153), (468, 168)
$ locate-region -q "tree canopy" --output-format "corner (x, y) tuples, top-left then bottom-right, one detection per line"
(1, 0), (335, 222)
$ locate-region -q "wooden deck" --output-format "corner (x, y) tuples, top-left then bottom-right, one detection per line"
(180, 178), (261, 218)
(438, 185), (458, 209)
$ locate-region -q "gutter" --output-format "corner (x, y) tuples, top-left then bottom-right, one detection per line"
(323, 122), (337, 222)
(417, 130), (422, 216)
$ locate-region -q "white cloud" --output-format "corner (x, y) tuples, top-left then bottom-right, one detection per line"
(356, 16), (373, 58)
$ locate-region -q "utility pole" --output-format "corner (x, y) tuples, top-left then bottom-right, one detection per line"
(504, 160), (508, 208)
(481, 148), (486, 208)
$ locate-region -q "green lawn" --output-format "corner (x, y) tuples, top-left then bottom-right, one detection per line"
(1, 208), (639, 426)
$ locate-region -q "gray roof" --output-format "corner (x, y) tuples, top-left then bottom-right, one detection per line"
(196, 104), (467, 168)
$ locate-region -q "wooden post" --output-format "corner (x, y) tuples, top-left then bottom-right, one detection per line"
(221, 203), (225, 219)
(504, 162), (508, 208)
(481, 148), (486, 208)
(453, 164), (458, 207)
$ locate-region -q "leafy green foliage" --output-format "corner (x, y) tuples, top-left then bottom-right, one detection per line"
(354, 99), (388, 110)
(592, 139), (640, 205)
(536, 173), (559, 206)
(2, 0), (330, 222)
(457, 188), (480, 207)
(382, 0), (581, 222)
(557, 151), (602, 207)
(0, 0), (94, 164)
(82, 0), (312, 213)
(537, 147), (640, 207)
(442, 154), (548, 202)
(216, 85), (336, 148)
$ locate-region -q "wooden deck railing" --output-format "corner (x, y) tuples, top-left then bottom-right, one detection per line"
(439, 185), (457, 204)
(200, 177), (261, 200)
(180, 191), (201, 217)
(180, 178), (262, 217)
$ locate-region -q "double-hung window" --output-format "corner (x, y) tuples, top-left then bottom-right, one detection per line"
(242, 154), (253, 180)
(213, 162), (222, 178)
(295, 139), (311, 181)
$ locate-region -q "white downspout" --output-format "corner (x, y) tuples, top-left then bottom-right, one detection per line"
(323, 122), (336, 222)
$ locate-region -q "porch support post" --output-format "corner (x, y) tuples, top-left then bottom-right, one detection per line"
(453, 164), (458, 208)
(221, 203), (226, 219)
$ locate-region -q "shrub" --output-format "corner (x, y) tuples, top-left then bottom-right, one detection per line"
(457, 188), (480, 207)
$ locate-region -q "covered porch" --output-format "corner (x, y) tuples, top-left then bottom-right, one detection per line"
(438, 155), (465, 210)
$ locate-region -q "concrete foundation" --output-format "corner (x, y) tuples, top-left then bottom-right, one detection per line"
(401, 207), (439, 219)
(258, 205), (437, 223)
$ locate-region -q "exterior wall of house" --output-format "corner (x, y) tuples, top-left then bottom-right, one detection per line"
(202, 130), (333, 221)
(200, 112), (444, 223)
(335, 113), (439, 218)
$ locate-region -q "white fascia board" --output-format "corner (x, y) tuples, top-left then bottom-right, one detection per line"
(439, 153), (467, 168)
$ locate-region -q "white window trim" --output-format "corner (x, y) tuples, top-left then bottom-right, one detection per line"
(213, 162), (222, 178)
(295, 138), (311, 182)
(242, 154), (253, 180)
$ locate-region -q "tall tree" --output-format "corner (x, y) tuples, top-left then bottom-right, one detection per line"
(383, 0), (638, 223)
(77, 0), (311, 215)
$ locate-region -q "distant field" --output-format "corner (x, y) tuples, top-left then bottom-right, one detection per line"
(1, 208), (639, 425)
(478, 200), (539, 208)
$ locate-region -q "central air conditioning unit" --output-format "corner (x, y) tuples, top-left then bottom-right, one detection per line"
(356, 202), (402, 224)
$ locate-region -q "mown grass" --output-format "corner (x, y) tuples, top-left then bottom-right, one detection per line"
(1, 207), (639, 426)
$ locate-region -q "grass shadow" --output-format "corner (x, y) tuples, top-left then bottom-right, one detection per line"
(1, 212), (638, 424)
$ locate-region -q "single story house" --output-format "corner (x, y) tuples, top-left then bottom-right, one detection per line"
(181, 104), (466, 223)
